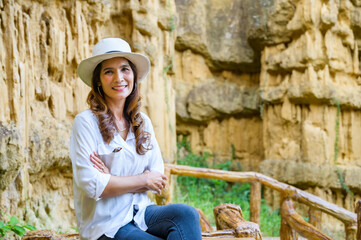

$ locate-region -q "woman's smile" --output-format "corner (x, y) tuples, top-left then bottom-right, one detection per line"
(100, 57), (134, 102)
(112, 83), (128, 91)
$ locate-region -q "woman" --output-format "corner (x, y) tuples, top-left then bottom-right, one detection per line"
(70, 38), (202, 240)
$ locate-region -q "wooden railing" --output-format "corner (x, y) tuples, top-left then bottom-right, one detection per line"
(161, 164), (359, 240)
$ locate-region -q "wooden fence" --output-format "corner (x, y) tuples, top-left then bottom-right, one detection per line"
(161, 164), (360, 240)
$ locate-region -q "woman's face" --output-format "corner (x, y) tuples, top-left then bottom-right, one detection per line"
(99, 57), (134, 103)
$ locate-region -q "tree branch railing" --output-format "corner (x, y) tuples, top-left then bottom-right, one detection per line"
(163, 164), (358, 240)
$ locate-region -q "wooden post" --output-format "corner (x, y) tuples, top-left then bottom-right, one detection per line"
(155, 166), (172, 205)
(345, 223), (357, 240)
(308, 207), (322, 230)
(250, 181), (261, 225)
(281, 198), (333, 240)
(280, 217), (298, 240)
(280, 197), (298, 240)
(197, 208), (214, 232)
(356, 200), (361, 240)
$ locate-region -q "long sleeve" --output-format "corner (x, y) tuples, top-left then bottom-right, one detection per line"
(70, 114), (111, 200)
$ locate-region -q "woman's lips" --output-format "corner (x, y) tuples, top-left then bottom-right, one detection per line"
(112, 85), (127, 91)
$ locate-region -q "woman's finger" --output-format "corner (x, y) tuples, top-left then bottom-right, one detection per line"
(91, 159), (104, 172)
(92, 152), (103, 162)
(90, 154), (104, 169)
(155, 184), (162, 194)
(91, 153), (106, 169)
(90, 153), (109, 174)
(161, 180), (166, 189)
(93, 164), (102, 172)
(157, 180), (166, 191)
(91, 152), (104, 165)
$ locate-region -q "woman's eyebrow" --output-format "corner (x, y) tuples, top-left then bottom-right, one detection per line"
(102, 67), (114, 72)
(102, 64), (130, 72)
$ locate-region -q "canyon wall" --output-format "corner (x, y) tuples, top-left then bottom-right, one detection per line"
(174, 0), (361, 235)
(0, 0), (361, 237)
(0, 0), (177, 232)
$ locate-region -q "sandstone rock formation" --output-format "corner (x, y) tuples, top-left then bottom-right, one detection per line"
(174, 0), (361, 236)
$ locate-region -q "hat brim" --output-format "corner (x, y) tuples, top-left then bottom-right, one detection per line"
(77, 52), (150, 87)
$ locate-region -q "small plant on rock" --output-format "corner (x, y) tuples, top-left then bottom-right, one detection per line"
(0, 215), (36, 239)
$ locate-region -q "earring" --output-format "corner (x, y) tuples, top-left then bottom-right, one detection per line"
(97, 86), (103, 98)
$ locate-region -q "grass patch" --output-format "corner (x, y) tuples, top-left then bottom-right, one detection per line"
(174, 137), (281, 236)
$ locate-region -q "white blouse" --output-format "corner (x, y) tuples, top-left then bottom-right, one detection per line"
(70, 110), (164, 240)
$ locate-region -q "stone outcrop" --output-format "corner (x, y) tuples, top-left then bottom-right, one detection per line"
(175, 0), (257, 72)
(0, 0), (177, 233)
(185, 82), (259, 122)
(174, 48), (264, 169)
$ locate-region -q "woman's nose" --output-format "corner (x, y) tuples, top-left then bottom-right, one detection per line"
(115, 70), (124, 81)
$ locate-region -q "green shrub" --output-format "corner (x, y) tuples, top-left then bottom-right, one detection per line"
(0, 215), (36, 239)
(174, 137), (281, 236)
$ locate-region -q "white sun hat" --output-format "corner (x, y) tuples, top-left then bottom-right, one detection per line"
(77, 38), (151, 87)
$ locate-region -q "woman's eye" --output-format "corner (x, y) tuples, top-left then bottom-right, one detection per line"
(122, 67), (130, 72)
(104, 70), (113, 75)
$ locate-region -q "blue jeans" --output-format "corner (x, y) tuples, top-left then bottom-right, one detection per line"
(99, 203), (202, 240)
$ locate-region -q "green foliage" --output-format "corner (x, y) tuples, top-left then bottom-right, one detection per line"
(0, 215), (36, 239)
(175, 137), (281, 236)
(333, 100), (354, 200)
(167, 0), (176, 32)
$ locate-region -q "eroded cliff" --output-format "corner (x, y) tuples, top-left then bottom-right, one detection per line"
(0, 0), (360, 237)
(174, 0), (361, 235)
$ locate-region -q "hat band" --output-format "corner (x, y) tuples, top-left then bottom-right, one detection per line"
(106, 50), (122, 53)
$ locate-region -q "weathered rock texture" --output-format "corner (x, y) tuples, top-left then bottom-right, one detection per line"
(0, 0), (177, 233)
(174, 0), (361, 236)
(1, 0), (361, 237)
(257, 0), (361, 234)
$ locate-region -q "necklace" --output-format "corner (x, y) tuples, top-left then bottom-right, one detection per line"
(118, 126), (127, 132)
(115, 119), (128, 132)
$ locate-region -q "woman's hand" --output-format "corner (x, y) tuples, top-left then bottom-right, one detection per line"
(143, 170), (168, 194)
(90, 152), (110, 174)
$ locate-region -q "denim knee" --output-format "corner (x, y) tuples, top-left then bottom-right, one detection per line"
(171, 204), (199, 222)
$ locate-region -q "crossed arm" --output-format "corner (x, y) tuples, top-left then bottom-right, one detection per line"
(90, 152), (168, 198)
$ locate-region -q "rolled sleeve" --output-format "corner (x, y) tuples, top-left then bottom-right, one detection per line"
(70, 114), (110, 200)
(94, 172), (111, 200)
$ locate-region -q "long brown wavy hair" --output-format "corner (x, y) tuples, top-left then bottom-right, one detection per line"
(86, 58), (152, 155)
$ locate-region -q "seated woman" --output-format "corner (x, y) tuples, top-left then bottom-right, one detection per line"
(70, 38), (202, 240)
